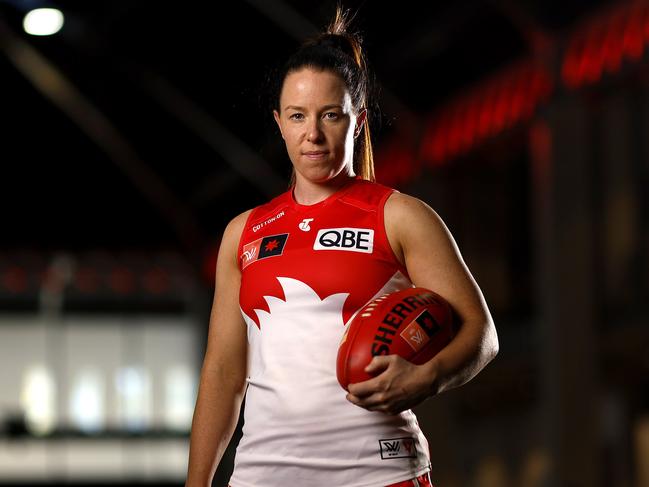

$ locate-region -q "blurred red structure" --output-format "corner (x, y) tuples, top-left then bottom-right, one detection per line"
(377, 0), (649, 187)
(562, 2), (649, 88)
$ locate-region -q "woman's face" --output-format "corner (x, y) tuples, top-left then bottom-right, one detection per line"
(274, 68), (366, 184)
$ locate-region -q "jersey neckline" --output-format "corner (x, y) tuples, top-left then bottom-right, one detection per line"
(289, 176), (362, 212)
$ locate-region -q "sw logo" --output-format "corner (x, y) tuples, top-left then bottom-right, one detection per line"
(379, 437), (417, 459)
(242, 246), (257, 263)
(313, 227), (374, 253)
(241, 234), (289, 269)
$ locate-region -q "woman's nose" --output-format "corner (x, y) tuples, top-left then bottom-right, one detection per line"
(306, 121), (324, 143)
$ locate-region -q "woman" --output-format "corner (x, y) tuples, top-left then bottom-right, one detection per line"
(186, 9), (498, 487)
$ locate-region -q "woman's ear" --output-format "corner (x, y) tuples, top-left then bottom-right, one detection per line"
(354, 108), (367, 138)
(273, 110), (284, 140)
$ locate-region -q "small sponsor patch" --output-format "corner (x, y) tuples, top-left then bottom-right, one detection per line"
(251, 210), (286, 233)
(299, 218), (314, 231)
(379, 437), (417, 459)
(241, 233), (289, 269)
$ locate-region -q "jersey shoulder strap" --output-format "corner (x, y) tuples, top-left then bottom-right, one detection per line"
(338, 179), (398, 211)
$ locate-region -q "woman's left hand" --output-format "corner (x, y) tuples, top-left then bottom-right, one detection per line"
(346, 355), (437, 415)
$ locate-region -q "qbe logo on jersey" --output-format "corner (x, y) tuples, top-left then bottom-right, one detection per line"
(378, 437), (417, 460)
(313, 227), (374, 253)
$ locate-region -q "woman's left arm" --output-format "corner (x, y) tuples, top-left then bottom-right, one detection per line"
(346, 192), (499, 414)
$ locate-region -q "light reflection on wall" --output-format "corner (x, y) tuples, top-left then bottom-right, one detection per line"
(115, 366), (152, 432)
(20, 364), (56, 435)
(164, 364), (195, 431)
(15, 359), (195, 435)
(70, 367), (105, 433)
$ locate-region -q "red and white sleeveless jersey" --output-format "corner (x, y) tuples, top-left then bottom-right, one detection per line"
(229, 177), (432, 487)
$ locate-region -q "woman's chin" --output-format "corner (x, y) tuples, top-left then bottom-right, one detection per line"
(295, 159), (354, 181)
(298, 168), (352, 185)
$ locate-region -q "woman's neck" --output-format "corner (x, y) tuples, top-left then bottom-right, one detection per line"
(292, 172), (356, 205)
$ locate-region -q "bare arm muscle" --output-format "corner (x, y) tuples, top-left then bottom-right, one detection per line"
(384, 192), (498, 394)
(185, 209), (252, 487)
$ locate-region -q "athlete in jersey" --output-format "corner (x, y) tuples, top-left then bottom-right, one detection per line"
(229, 176), (432, 487)
(186, 11), (498, 487)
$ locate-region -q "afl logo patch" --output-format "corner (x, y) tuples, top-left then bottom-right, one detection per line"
(313, 228), (373, 253)
(241, 233), (289, 269)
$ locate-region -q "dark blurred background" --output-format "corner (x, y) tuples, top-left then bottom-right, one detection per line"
(1, 0), (648, 486)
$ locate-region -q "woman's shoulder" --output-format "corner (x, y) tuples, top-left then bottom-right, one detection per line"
(221, 208), (254, 250)
(384, 190), (447, 236)
(227, 208), (255, 231)
(385, 190), (432, 215)
(388, 189), (428, 207)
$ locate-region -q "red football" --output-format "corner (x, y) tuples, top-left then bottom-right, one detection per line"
(337, 287), (456, 390)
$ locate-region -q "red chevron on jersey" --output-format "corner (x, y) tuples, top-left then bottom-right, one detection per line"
(237, 177), (411, 330)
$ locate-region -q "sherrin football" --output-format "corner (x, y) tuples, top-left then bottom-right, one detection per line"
(336, 287), (456, 390)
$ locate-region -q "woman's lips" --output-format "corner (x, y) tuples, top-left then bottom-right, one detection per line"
(303, 151), (328, 159)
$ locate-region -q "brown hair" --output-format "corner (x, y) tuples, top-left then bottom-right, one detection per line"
(273, 7), (375, 186)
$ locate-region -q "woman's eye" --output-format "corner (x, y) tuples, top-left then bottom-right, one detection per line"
(324, 112), (339, 120)
(289, 113), (304, 120)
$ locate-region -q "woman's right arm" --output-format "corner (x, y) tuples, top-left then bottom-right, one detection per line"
(185, 209), (252, 487)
